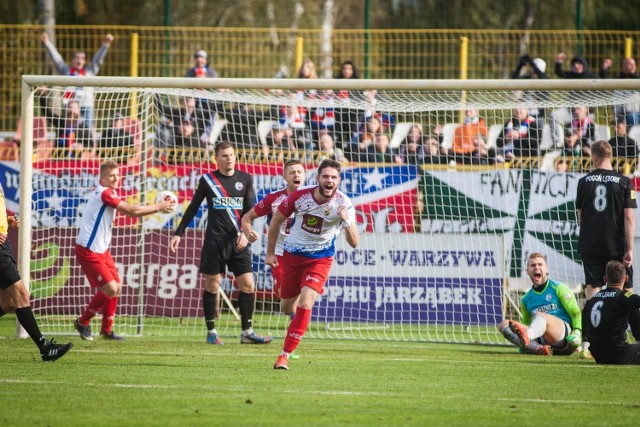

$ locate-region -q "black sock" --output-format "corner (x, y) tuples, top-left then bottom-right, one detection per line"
(15, 307), (46, 350)
(629, 308), (640, 341)
(237, 291), (255, 331)
(203, 290), (217, 332)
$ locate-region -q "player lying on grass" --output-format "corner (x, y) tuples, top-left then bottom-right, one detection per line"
(498, 252), (582, 356)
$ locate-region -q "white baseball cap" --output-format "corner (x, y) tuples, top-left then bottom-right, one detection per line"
(533, 58), (546, 73)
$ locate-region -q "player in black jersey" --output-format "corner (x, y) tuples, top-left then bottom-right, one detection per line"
(170, 142), (272, 345)
(0, 185), (73, 361)
(576, 140), (640, 355)
(583, 261), (640, 364)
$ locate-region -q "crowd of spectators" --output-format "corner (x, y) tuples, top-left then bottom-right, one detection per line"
(8, 38), (639, 170)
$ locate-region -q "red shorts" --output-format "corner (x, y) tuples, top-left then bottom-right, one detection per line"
(75, 244), (120, 288)
(280, 251), (333, 299)
(270, 255), (284, 298)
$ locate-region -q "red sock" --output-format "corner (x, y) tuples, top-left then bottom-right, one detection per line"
(101, 295), (118, 334)
(283, 307), (311, 354)
(79, 291), (111, 326)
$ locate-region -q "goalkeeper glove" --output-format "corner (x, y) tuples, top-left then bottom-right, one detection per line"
(566, 329), (582, 349)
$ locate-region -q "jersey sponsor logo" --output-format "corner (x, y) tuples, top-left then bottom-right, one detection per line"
(235, 182), (244, 191)
(301, 214), (324, 234)
(533, 303), (557, 314)
(213, 197), (243, 209)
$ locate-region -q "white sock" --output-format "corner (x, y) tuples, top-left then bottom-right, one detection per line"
(242, 328), (254, 336)
(527, 316), (547, 340)
(208, 329), (218, 335)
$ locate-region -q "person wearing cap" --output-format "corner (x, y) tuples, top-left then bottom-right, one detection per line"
(510, 55), (549, 129)
(185, 50), (219, 78)
(550, 52), (601, 147)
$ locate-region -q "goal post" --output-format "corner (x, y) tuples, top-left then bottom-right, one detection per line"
(16, 75), (640, 344)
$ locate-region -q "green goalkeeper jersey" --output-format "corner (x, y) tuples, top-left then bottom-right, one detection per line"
(520, 279), (582, 331)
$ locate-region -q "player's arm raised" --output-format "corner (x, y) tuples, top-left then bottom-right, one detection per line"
(116, 198), (175, 217)
(266, 210), (287, 267)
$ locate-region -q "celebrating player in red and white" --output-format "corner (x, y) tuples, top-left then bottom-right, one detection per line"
(74, 160), (176, 341)
(241, 159), (306, 298)
(267, 159), (360, 370)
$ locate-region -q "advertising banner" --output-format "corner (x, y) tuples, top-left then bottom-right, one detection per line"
(315, 233), (505, 325)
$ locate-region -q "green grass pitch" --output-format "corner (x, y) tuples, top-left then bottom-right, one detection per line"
(1, 314), (639, 427)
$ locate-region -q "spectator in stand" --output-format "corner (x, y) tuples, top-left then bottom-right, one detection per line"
(39, 91), (93, 158)
(317, 131), (346, 163)
(334, 60), (361, 146)
(41, 32), (114, 129)
(154, 95), (213, 148)
(422, 136), (449, 165)
(296, 58), (318, 79)
(550, 53), (601, 146)
(561, 128), (590, 159)
(335, 60), (360, 80)
(451, 109), (493, 165)
(97, 111), (134, 159)
(184, 50), (219, 78)
(496, 107), (542, 161)
(570, 105), (596, 149)
(360, 132), (395, 163)
(262, 123), (297, 162)
(608, 115), (639, 160)
(510, 55), (548, 129)
(347, 115), (381, 161)
(395, 124), (427, 165)
(309, 90), (338, 145)
(601, 57), (640, 126)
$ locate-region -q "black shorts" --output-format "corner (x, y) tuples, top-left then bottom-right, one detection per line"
(199, 237), (253, 277)
(592, 343), (640, 365)
(0, 242), (21, 290)
(582, 253), (633, 289)
(534, 321), (575, 356)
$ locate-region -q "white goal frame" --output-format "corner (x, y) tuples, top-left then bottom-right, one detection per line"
(18, 75), (640, 343)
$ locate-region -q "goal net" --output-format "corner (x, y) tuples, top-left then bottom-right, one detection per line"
(12, 76), (640, 344)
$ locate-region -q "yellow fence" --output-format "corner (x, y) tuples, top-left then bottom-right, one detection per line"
(1, 25), (639, 133)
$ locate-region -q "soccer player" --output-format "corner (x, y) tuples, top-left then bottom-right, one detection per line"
(583, 260), (640, 364)
(267, 159), (360, 370)
(0, 186), (73, 361)
(74, 160), (176, 341)
(240, 159), (306, 298)
(498, 252), (582, 356)
(170, 142), (272, 345)
(576, 140), (639, 357)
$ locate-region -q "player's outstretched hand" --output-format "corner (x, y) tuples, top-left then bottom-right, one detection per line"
(0, 233), (6, 245)
(157, 198), (176, 213)
(169, 235), (181, 253)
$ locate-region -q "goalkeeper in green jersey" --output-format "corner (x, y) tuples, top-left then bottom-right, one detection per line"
(498, 252), (582, 356)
